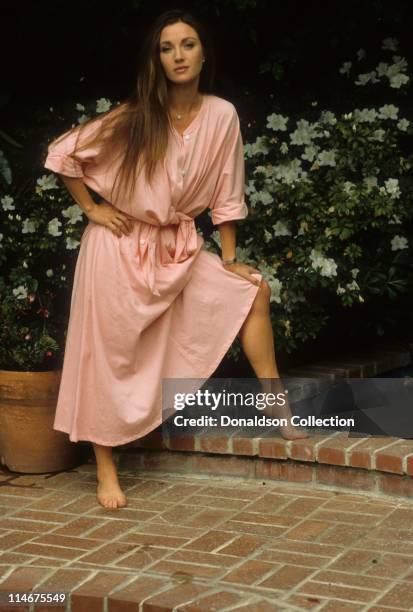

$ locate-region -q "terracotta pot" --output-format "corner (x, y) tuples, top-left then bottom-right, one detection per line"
(0, 369), (83, 473)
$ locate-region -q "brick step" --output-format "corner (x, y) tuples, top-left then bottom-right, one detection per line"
(117, 340), (413, 497)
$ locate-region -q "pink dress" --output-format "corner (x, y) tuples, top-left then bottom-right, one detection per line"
(44, 94), (262, 446)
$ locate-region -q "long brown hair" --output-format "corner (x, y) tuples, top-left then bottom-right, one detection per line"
(55, 9), (215, 204)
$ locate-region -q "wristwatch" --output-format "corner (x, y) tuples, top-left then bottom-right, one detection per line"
(222, 257), (237, 265)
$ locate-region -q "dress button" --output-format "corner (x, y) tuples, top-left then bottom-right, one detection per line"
(140, 239), (146, 245)
(184, 134), (191, 140)
(181, 170), (186, 176)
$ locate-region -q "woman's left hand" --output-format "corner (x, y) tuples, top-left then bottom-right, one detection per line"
(223, 261), (261, 286)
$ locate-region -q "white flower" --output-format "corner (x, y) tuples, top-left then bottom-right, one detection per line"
(253, 190), (273, 206)
(353, 108), (377, 123)
(268, 278), (282, 304)
(301, 145), (319, 162)
(243, 143), (256, 158)
(62, 204), (83, 224)
(22, 219), (37, 233)
(382, 37), (399, 52)
(253, 165), (272, 178)
(364, 176), (378, 192)
(310, 249), (338, 278)
(76, 103), (85, 111)
(13, 285), (28, 300)
(249, 136), (270, 156)
(290, 119), (320, 146)
(36, 174), (59, 191)
(272, 159), (308, 185)
(272, 221), (291, 237)
(236, 244), (255, 262)
(376, 62), (390, 78)
(339, 61), (352, 76)
(319, 110), (337, 125)
(1, 195), (15, 210)
(66, 237), (80, 250)
(351, 268), (360, 278)
(210, 230), (221, 246)
(96, 98), (112, 113)
(389, 214), (401, 225)
(46, 269), (54, 277)
(317, 150), (337, 167)
(264, 229), (272, 243)
(346, 280), (360, 291)
(389, 73), (409, 88)
(397, 118), (410, 131)
(378, 104), (399, 120)
(391, 235), (408, 251)
(384, 178), (401, 198)
(298, 221), (309, 235)
(245, 180), (256, 196)
(357, 48), (366, 61)
(355, 71), (379, 86)
(369, 129), (385, 142)
(267, 113), (288, 131)
(77, 114), (90, 124)
(48, 218), (62, 236)
(280, 142), (289, 155)
(376, 57), (409, 88)
(0, 233), (3, 244)
(343, 181), (356, 194)
(320, 259), (337, 278)
(337, 285), (346, 295)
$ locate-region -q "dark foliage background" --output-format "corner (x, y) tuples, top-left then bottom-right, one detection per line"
(2, 0), (412, 371)
(3, 0), (412, 124)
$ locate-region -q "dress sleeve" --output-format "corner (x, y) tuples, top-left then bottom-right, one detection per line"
(208, 106), (248, 225)
(44, 116), (105, 178)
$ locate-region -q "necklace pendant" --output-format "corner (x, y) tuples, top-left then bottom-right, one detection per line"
(176, 114), (182, 120)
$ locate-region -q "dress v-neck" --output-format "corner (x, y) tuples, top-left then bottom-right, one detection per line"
(170, 94), (209, 138)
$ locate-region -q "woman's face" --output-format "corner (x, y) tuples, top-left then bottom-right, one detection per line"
(159, 21), (204, 86)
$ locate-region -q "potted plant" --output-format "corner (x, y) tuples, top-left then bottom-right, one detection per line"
(0, 97), (113, 473)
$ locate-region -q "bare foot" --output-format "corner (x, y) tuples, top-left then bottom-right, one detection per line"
(278, 422), (309, 440)
(262, 401), (309, 440)
(96, 470), (128, 509)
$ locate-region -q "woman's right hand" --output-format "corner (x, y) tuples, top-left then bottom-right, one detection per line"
(86, 201), (133, 237)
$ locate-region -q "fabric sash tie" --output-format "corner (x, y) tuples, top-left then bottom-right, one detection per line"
(137, 209), (198, 296)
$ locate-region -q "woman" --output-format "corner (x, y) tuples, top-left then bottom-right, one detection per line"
(44, 9), (307, 510)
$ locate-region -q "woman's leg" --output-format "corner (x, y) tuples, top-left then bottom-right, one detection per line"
(92, 443), (127, 509)
(238, 279), (308, 439)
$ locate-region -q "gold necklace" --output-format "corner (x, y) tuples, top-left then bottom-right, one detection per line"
(170, 94), (202, 121)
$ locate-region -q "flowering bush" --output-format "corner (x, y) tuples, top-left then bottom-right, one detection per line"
(206, 37), (413, 354)
(1, 38), (412, 371)
(0, 98), (114, 370)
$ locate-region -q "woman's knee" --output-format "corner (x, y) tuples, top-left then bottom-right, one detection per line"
(251, 278), (271, 312)
(259, 278), (271, 300)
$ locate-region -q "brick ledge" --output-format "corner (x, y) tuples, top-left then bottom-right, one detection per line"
(117, 449), (413, 499)
(119, 340), (413, 492)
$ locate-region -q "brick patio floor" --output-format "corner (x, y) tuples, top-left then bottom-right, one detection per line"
(1, 462), (413, 611)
